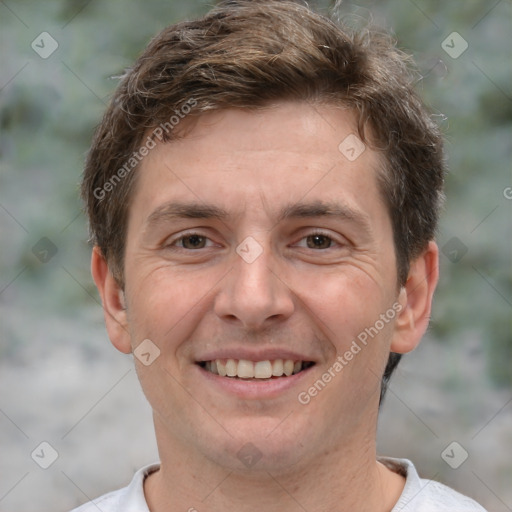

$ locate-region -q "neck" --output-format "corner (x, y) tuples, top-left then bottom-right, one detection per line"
(144, 416), (404, 512)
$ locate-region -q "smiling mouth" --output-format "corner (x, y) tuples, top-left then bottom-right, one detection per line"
(197, 359), (315, 379)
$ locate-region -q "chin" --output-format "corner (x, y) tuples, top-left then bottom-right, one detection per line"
(202, 415), (314, 473)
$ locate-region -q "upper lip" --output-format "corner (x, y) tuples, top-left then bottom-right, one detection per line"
(195, 348), (317, 363)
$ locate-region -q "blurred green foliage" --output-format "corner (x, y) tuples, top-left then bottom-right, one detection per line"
(1, 0), (511, 384)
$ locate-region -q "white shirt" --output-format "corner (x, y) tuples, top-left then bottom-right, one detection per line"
(70, 457), (487, 511)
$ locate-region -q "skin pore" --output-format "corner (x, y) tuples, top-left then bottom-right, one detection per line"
(92, 101), (438, 511)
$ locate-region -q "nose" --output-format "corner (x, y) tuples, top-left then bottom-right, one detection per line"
(213, 239), (295, 330)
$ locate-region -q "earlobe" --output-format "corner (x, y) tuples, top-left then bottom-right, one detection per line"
(91, 246), (132, 354)
(390, 241), (439, 354)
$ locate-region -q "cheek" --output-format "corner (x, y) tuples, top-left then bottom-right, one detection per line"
(296, 268), (391, 340)
(296, 267), (397, 397)
(124, 264), (218, 354)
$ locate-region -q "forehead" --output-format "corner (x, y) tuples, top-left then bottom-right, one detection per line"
(129, 101), (387, 229)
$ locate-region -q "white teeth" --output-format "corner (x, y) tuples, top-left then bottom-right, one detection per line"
(283, 360), (294, 376)
(217, 360), (227, 376)
(226, 359), (237, 377)
(203, 358), (309, 379)
(272, 359), (284, 376)
(237, 359), (254, 379)
(254, 361), (272, 379)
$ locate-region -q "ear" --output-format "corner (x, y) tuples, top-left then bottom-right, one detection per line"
(91, 246), (132, 354)
(390, 241), (439, 354)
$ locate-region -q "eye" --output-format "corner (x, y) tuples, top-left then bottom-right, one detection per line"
(168, 233), (213, 250)
(305, 233), (333, 249)
(295, 231), (339, 250)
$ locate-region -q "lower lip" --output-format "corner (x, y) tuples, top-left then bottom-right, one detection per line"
(195, 364), (315, 400)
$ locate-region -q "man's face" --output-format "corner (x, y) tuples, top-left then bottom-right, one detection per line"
(117, 102), (404, 470)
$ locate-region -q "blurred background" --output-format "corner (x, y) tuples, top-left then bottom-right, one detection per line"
(0, 0), (510, 510)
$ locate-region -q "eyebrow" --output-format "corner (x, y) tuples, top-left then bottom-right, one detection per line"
(145, 200), (371, 232)
(145, 203), (230, 230)
(276, 200), (369, 227)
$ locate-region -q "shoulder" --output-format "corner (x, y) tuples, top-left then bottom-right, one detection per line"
(414, 479), (488, 510)
(68, 463), (160, 512)
(69, 488), (121, 512)
(380, 457), (488, 512)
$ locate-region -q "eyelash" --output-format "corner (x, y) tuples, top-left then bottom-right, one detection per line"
(295, 230), (340, 249)
(166, 230), (341, 250)
(169, 232), (216, 250)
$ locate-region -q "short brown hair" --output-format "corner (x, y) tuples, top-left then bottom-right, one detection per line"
(81, 0), (445, 401)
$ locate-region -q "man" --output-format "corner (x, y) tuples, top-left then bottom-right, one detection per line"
(74, 0), (487, 510)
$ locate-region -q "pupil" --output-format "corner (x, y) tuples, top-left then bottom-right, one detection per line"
(184, 235), (204, 249)
(308, 234), (330, 249)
